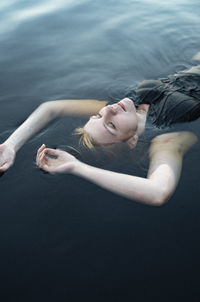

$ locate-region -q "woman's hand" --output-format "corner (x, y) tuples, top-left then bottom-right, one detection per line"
(36, 144), (79, 173)
(0, 143), (16, 173)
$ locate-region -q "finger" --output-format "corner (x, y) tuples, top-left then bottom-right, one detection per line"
(36, 145), (46, 164)
(36, 148), (45, 166)
(44, 148), (59, 156)
(38, 148), (47, 162)
(37, 144), (46, 157)
(37, 144), (45, 156)
(38, 144), (46, 157)
(40, 164), (54, 173)
(0, 162), (10, 172)
(36, 150), (42, 165)
(40, 152), (48, 165)
(37, 150), (47, 167)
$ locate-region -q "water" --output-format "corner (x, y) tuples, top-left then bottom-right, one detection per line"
(0, 1), (200, 301)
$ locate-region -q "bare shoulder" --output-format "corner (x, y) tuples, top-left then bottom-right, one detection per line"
(148, 131), (197, 181)
(150, 131), (198, 157)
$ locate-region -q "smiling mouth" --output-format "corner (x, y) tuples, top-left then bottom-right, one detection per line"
(117, 102), (126, 111)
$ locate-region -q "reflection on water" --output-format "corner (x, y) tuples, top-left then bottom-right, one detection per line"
(0, 0), (87, 39)
(0, 0), (200, 301)
(0, 0), (200, 101)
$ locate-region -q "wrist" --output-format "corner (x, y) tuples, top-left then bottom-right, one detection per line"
(71, 160), (86, 175)
(4, 140), (17, 152)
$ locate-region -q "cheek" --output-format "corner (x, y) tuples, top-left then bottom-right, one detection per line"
(118, 115), (136, 133)
(100, 107), (106, 115)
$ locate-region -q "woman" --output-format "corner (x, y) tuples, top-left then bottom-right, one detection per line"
(78, 62), (200, 148)
(0, 60), (199, 205)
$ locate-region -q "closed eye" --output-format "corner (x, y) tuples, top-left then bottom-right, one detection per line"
(109, 122), (116, 129)
(90, 113), (117, 133)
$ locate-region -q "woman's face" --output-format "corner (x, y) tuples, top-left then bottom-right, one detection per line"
(84, 98), (138, 145)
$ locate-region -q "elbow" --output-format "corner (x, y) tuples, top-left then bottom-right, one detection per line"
(151, 188), (170, 206)
(38, 101), (55, 118)
(135, 185), (171, 206)
(37, 102), (50, 111)
(152, 198), (168, 207)
(130, 190), (169, 206)
(39, 101), (53, 110)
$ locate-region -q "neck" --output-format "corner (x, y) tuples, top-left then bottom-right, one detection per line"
(136, 107), (148, 136)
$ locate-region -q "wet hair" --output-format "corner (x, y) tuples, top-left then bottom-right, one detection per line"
(75, 126), (137, 150)
(75, 127), (96, 149)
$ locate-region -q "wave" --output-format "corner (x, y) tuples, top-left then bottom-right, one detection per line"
(0, 0), (86, 39)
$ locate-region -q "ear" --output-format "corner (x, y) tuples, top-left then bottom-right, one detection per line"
(126, 134), (138, 149)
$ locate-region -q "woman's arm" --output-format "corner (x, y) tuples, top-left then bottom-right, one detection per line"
(0, 99), (107, 172)
(43, 99), (108, 118)
(73, 132), (196, 205)
(36, 132), (197, 206)
(5, 99), (107, 151)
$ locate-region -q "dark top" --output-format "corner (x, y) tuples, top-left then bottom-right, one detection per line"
(126, 71), (200, 128)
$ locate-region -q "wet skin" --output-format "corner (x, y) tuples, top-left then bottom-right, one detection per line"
(84, 98), (139, 145)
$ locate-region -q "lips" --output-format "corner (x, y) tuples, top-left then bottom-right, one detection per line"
(117, 102), (126, 111)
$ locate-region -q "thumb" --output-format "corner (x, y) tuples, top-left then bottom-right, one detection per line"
(0, 162), (10, 172)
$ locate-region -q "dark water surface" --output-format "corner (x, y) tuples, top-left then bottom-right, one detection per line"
(0, 1), (200, 301)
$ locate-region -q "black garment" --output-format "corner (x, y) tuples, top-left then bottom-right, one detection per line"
(126, 71), (200, 128)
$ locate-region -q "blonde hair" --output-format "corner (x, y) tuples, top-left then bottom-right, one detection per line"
(75, 127), (96, 149)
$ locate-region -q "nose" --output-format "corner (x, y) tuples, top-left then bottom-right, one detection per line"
(106, 105), (117, 115)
